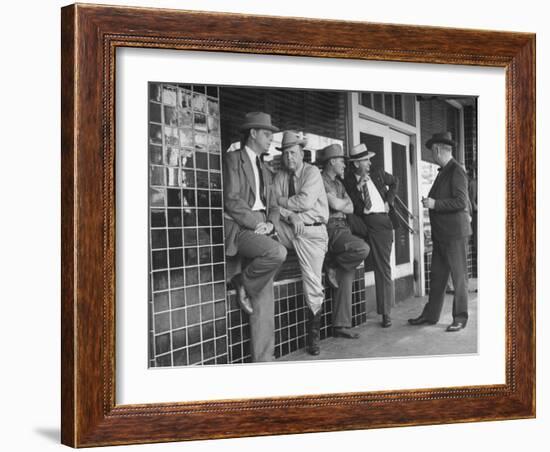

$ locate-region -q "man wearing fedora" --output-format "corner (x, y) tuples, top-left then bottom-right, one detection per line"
(408, 132), (472, 332)
(319, 143), (371, 339)
(343, 143), (398, 328)
(271, 131), (329, 355)
(223, 112), (287, 362)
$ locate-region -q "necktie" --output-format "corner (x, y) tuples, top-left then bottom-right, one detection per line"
(255, 156), (266, 206)
(362, 178), (372, 211)
(288, 172), (296, 197)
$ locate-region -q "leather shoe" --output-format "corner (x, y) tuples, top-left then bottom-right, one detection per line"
(325, 266), (339, 289)
(381, 315), (392, 328)
(408, 315), (436, 326)
(333, 327), (360, 339)
(446, 321), (466, 332)
(230, 274), (253, 315)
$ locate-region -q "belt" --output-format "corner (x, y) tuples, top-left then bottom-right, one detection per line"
(304, 222), (324, 227)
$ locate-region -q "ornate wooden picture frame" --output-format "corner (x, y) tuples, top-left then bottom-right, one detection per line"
(61, 3), (535, 447)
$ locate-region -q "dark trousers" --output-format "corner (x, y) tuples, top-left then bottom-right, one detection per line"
(326, 219), (370, 328)
(422, 237), (469, 323)
(347, 213), (395, 315)
(234, 229), (287, 362)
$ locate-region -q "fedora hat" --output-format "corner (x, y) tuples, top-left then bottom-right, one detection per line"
(425, 131), (456, 149)
(349, 143), (375, 161)
(276, 131), (308, 151)
(239, 111), (279, 132)
(317, 143), (347, 163)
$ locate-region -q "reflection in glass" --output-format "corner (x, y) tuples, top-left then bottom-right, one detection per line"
(163, 105), (177, 126)
(210, 173), (221, 189)
(164, 126), (179, 147)
(213, 264), (225, 282)
(172, 330), (187, 352)
(183, 229), (197, 246)
(150, 166), (165, 186)
(194, 113), (207, 132)
(179, 89), (192, 108)
(149, 83), (161, 102)
(178, 108), (193, 127)
(212, 246), (224, 263)
(171, 309), (186, 329)
(196, 171), (209, 189)
(180, 170), (195, 188)
(194, 132), (208, 150)
(149, 145), (162, 165)
(167, 167), (179, 186)
(182, 189), (196, 207)
(152, 250), (168, 269)
(208, 99), (219, 115)
(192, 93), (207, 112)
(179, 128), (193, 148)
(180, 148), (194, 168)
(149, 124), (162, 145)
(149, 188), (165, 207)
(164, 146), (179, 166)
(162, 86), (177, 106)
(208, 134), (221, 153)
(207, 115), (219, 134)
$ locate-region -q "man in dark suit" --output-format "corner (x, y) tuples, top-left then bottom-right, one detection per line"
(408, 132), (472, 332)
(223, 112), (287, 362)
(343, 143), (398, 328)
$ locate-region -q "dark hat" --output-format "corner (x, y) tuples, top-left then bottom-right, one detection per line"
(317, 143), (347, 163)
(425, 131), (456, 149)
(276, 131), (308, 151)
(239, 112), (279, 132)
(349, 143), (375, 161)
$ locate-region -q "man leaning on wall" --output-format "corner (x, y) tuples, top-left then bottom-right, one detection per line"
(223, 112), (287, 362)
(271, 131), (329, 356)
(319, 143), (371, 340)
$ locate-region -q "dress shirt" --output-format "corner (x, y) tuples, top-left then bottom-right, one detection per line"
(273, 162), (329, 224)
(355, 173), (386, 214)
(244, 145), (266, 211)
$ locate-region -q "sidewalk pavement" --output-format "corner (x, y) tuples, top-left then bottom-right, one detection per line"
(279, 280), (478, 362)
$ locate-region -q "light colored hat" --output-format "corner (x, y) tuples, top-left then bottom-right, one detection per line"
(239, 112), (279, 132)
(317, 143), (347, 163)
(276, 131), (308, 151)
(349, 143), (375, 161)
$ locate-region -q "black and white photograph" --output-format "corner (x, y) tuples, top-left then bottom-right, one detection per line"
(147, 83), (478, 367)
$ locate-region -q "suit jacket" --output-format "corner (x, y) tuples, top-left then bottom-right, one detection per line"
(428, 158), (472, 241)
(223, 149), (278, 256)
(343, 168), (400, 229)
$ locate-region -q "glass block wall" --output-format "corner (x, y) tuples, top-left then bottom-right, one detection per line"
(148, 83), (228, 367)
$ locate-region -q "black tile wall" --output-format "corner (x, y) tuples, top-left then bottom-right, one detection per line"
(148, 83), (229, 367)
